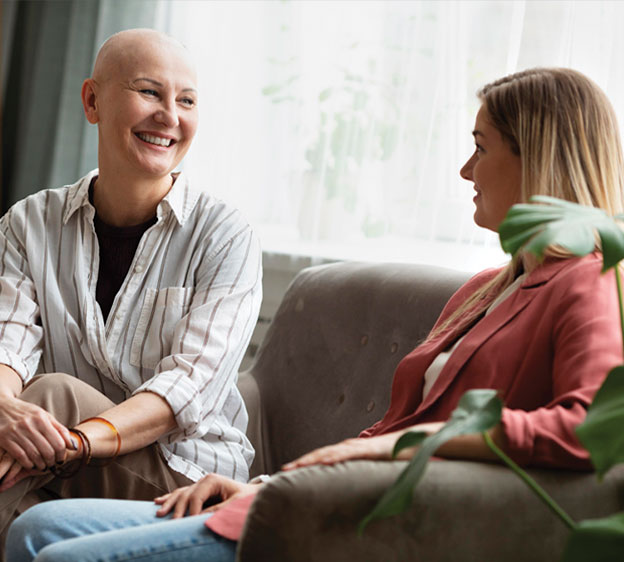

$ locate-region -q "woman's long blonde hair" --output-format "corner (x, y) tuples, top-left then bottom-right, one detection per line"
(430, 68), (624, 340)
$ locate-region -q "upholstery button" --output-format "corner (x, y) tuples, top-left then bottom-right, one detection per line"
(367, 400), (375, 412)
(390, 343), (398, 353)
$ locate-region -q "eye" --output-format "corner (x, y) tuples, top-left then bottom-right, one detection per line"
(179, 97), (196, 108)
(140, 89), (158, 97)
(475, 143), (484, 154)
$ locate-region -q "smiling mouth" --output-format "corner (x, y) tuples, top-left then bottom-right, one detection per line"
(136, 133), (174, 147)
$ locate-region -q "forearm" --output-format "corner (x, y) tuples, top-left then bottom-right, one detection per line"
(73, 391), (176, 458)
(392, 422), (505, 462)
(284, 422), (507, 471)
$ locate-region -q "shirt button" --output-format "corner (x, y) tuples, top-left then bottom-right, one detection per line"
(135, 264), (144, 273)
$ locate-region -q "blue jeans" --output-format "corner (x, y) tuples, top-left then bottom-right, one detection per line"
(6, 498), (237, 562)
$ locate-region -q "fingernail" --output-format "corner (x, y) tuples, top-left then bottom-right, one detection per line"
(56, 460), (64, 465)
(70, 438), (78, 450)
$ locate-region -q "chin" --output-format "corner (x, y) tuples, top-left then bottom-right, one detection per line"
(473, 212), (497, 233)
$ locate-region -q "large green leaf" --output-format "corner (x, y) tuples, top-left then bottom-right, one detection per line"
(498, 196), (624, 270)
(358, 389), (502, 534)
(576, 365), (624, 479)
(561, 512), (624, 562)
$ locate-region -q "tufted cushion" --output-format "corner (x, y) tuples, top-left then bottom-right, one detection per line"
(238, 261), (470, 476)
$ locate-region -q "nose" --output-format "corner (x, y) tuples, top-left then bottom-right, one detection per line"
(154, 98), (179, 128)
(460, 152), (476, 181)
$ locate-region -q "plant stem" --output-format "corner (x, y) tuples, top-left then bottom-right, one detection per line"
(615, 267), (624, 359)
(482, 432), (577, 531)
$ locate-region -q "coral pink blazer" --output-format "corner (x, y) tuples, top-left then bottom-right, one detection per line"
(362, 254), (622, 469)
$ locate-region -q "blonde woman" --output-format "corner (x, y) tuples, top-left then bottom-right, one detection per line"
(8, 68), (623, 562)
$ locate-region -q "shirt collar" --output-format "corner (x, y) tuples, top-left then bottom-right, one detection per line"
(63, 169), (200, 227)
(158, 172), (201, 226)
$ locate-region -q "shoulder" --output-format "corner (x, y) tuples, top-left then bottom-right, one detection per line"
(526, 253), (613, 296)
(525, 254), (618, 324)
(191, 192), (256, 246)
(179, 186), (259, 263)
(525, 253), (604, 284)
(170, 174), (254, 237)
(1, 179), (83, 235)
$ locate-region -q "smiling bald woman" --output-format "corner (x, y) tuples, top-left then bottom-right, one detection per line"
(0, 29), (261, 555)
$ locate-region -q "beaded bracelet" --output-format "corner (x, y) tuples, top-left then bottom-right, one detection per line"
(80, 416), (122, 466)
(50, 429), (91, 479)
(72, 428), (93, 467)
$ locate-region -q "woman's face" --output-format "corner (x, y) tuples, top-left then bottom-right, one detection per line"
(460, 105), (522, 232)
(85, 38), (199, 182)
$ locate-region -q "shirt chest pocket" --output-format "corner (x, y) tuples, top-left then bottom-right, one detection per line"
(130, 287), (194, 370)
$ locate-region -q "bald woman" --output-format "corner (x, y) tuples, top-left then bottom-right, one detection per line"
(0, 28), (261, 554)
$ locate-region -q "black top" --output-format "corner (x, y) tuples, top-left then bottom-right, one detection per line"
(89, 180), (157, 322)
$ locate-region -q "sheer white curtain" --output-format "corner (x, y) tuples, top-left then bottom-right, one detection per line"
(167, 0), (624, 272)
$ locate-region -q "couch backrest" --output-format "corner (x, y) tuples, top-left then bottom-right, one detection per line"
(238, 261), (471, 476)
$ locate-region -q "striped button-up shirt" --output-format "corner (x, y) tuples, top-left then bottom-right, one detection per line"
(0, 169), (262, 482)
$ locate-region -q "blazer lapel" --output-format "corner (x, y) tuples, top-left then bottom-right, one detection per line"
(414, 258), (574, 416)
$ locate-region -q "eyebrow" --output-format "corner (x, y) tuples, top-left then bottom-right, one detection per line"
(472, 129), (485, 138)
(132, 77), (197, 94)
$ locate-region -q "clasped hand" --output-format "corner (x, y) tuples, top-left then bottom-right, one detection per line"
(0, 394), (75, 491)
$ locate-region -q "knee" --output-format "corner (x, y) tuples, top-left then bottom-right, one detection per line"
(21, 373), (79, 403)
(6, 504), (54, 562)
(19, 373), (114, 426)
(34, 542), (80, 562)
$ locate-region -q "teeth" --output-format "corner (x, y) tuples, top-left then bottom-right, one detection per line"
(137, 133), (172, 147)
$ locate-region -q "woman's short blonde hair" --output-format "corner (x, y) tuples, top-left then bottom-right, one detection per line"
(430, 68), (624, 340)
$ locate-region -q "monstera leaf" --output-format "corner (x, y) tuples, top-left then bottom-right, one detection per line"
(359, 389), (502, 533)
(500, 196), (624, 560)
(499, 195), (624, 270)
(561, 512), (624, 562)
(576, 366), (624, 479)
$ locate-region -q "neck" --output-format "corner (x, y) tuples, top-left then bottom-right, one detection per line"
(93, 171), (173, 227)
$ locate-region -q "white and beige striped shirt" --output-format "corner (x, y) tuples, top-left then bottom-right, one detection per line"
(0, 169), (262, 482)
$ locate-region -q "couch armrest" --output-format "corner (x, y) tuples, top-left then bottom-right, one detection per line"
(236, 459), (624, 562)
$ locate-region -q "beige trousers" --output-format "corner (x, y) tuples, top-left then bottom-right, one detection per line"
(0, 373), (192, 561)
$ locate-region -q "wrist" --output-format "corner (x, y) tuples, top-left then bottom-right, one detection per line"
(0, 365), (24, 397)
(75, 417), (121, 459)
(0, 387), (18, 401)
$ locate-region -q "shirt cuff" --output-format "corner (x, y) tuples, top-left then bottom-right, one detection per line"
(500, 407), (535, 466)
(248, 474), (271, 484)
(134, 370), (201, 439)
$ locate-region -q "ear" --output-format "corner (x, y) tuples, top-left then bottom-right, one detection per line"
(81, 78), (100, 124)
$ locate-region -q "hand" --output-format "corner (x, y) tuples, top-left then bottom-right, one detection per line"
(154, 473), (259, 519)
(282, 423), (445, 471)
(0, 395), (75, 471)
(282, 434), (401, 471)
(0, 456), (45, 492)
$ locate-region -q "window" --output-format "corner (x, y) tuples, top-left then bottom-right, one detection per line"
(166, 0), (624, 272)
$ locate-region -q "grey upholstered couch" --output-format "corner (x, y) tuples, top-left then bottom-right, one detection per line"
(237, 261), (624, 562)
